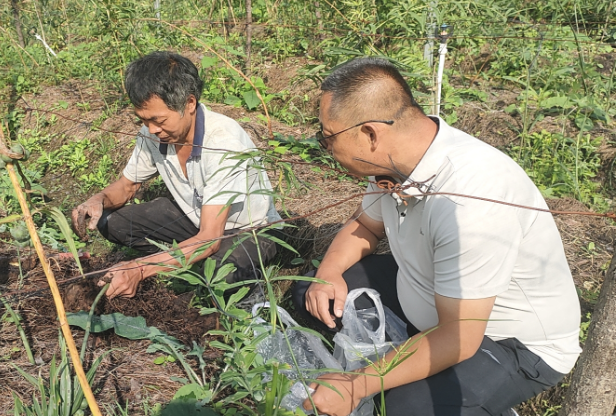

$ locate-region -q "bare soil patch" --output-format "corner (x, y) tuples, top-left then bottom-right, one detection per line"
(0, 250), (221, 414)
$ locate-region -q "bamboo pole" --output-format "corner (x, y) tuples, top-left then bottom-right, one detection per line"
(0, 127), (102, 416)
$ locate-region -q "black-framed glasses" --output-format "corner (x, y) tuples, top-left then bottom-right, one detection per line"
(316, 119), (394, 149)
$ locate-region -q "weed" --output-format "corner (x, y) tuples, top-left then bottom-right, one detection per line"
(0, 294), (35, 364)
(508, 130), (603, 204)
(12, 332), (108, 416)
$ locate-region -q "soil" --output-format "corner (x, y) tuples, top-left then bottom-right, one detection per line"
(0, 250), (222, 414)
(2, 56), (616, 415)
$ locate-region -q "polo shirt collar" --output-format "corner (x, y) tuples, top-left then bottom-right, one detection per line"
(191, 103), (205, 158)
(158, 103), (205, 157)
(402, 116), (453, 200)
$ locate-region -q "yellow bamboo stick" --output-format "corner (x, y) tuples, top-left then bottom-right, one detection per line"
(2, 137), (102, 415)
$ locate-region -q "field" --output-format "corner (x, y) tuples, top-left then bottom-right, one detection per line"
(1, 0), (616, 415)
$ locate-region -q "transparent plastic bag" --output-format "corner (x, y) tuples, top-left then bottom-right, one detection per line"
(333, 288), (408, 372)
(252, 302), (342, 414)
(330, 288), (409, 416)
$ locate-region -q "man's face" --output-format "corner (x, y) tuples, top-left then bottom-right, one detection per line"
(134, 95), (196, 144)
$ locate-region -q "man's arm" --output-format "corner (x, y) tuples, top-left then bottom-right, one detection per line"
(305, 204), (385, 328)
(99, 204), (230, 298)
(304, 294), (496, 416)
(71, 175), (141, 239)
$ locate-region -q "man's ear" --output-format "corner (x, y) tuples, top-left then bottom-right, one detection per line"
(362, 124), (379, 151)
(184, 95), (198, 115)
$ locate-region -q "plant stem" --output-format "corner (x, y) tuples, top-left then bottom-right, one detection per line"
(80, 283), (109, 361)
(0, 293), (35, 364)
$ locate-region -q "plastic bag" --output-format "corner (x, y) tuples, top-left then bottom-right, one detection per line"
(332, 288), (409, 416)
(252, 302), (342, 414)
(333, 288), (408, 372)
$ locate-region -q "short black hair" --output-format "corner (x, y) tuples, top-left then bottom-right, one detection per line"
(321, 57), (423, 121)
(124, 51), (204, 113)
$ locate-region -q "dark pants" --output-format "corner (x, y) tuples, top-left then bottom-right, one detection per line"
(97, 197), (278, 284)
(292, 254), (565, 416)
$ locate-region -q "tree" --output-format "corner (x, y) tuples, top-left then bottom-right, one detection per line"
(560, 252), (616, 416)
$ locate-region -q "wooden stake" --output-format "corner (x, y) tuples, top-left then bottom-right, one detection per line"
(1, 127), (102, 416)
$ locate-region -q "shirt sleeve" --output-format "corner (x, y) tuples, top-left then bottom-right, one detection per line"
(122, 130), (159, 183)
(430, 194), (523, 299)
(361, 179), (384, 221)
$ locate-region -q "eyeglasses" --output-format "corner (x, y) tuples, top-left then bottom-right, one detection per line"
(316, 119), (394, 149)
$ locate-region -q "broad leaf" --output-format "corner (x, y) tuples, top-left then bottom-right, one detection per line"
(242, 90), (260, 110)
(67, 312), (173, 340)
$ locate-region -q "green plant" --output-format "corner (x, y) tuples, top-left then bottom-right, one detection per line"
(0, 293), (35, 364)
(12, 333), (108, 416)
(201, 53), (276, 111)
(79, 154), (113, 191)
(508, 130), (603, 204)
(579, 312), (592, 344)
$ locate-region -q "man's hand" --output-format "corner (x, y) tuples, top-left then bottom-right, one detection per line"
(97, 261), (144, 299)
(303, 372), (368, 416)
(305, 271), (348, 329)
(72, 176), (142, 240)
(72, 195), (105, 241)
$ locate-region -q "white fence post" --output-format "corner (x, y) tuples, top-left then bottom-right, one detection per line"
(154, 0), (161, 20)
(435, 24), (452, 117)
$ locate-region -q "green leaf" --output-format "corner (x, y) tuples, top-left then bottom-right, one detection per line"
(172, 273), (205, 287)
(242, 90), (260, 110)
(261, 234), (299, 255)
(199, 307), (219, 315)
(67, 312), (173, 340)
(224, 95), (242, 107)
(575, 115), (594, 131)
(208, 341), (235, 352)
(221, 391), (250, 404)
(226, 286), (250, 310)
(161, 401), (219, 416)
(540, 96), (573, 109)
(0, 214), (21, 225)
(47, 207), (83, 276)
(173, 383), (213, 402)
(153, 356), (167, 365)
(201, 56), (218, 68)
(203, 258), (217, 280)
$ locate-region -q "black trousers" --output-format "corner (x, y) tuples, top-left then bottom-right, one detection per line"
(97, 197), (278, 284)
(292, 254), (565, 416)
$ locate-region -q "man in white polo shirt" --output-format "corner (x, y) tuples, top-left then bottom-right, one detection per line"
(293, 57), (580, 416)
(72, 51), (280, 299)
